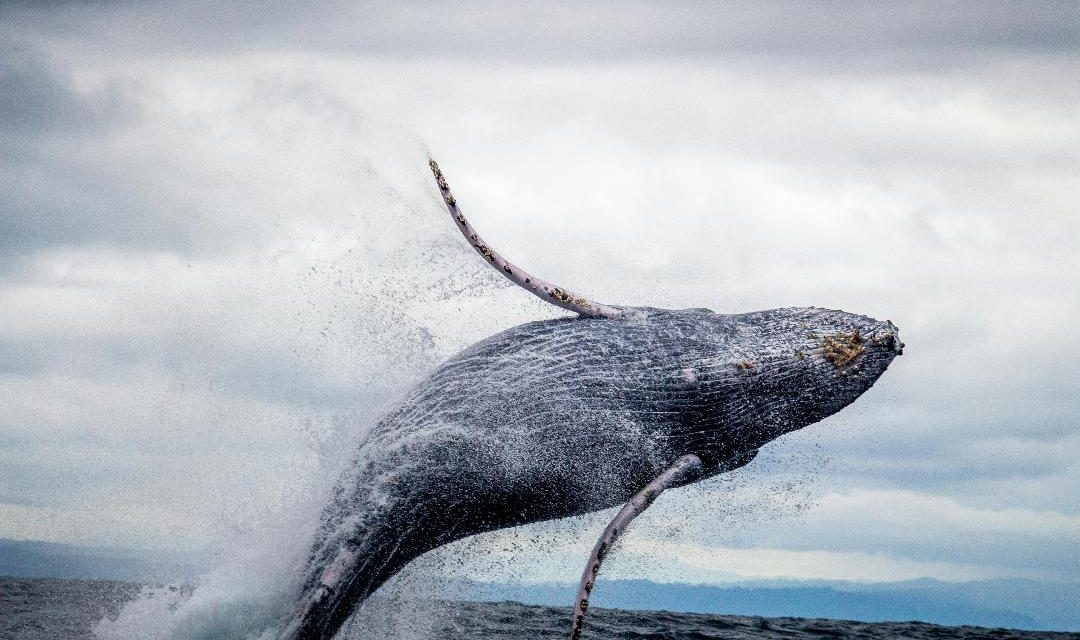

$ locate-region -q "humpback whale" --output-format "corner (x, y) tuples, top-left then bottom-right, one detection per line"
(278, 160), (903, 640)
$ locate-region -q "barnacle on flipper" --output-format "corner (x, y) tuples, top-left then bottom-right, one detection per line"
(822, 330), (866, 368)
(474, 244), (496, 261)
(549, 287), (593, 309)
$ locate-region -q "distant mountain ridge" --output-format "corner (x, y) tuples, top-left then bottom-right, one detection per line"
(451, 578), (1080, 632)
(455, 579), (1032, 629)
(0, 538), (204, 584)
(3, 538), (1078, 632)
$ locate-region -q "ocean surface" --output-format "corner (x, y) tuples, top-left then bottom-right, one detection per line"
(3, 576), (1080, 640)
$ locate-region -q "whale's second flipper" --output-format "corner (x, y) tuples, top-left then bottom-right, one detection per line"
(569, 454), (704, 640)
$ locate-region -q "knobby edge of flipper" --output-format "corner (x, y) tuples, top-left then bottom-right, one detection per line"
(569, 454), (704, 640)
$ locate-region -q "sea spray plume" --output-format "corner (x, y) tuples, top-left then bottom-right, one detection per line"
(278, 160), (904, 640)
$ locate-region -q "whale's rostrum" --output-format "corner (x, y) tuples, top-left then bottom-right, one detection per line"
(278, 160), (903, 640)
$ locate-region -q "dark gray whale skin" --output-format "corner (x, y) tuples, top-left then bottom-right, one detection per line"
(282, 305), (903, 640)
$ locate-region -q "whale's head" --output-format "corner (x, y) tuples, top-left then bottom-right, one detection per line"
(641, 306), (903, 467)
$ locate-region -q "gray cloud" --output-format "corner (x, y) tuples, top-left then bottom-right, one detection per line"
(0, 43), (107, 133)
(0, 44), (202, 258)
(3, 1), (1078, 66)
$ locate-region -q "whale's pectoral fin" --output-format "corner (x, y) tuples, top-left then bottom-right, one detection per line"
(427, 158), (621, 319)
(569, 454), (704, 640)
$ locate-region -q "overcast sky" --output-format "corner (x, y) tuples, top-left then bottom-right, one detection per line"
(2, 0), (1079, 594)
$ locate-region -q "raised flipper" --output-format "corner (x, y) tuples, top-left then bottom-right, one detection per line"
(569, 454), (704, 640)
(428, 158), (622, 319)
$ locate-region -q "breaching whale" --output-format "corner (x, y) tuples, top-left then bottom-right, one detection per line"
(278, 160), (904, 640)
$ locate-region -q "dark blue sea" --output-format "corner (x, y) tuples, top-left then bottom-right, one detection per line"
(3, 576), (1080, 640)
